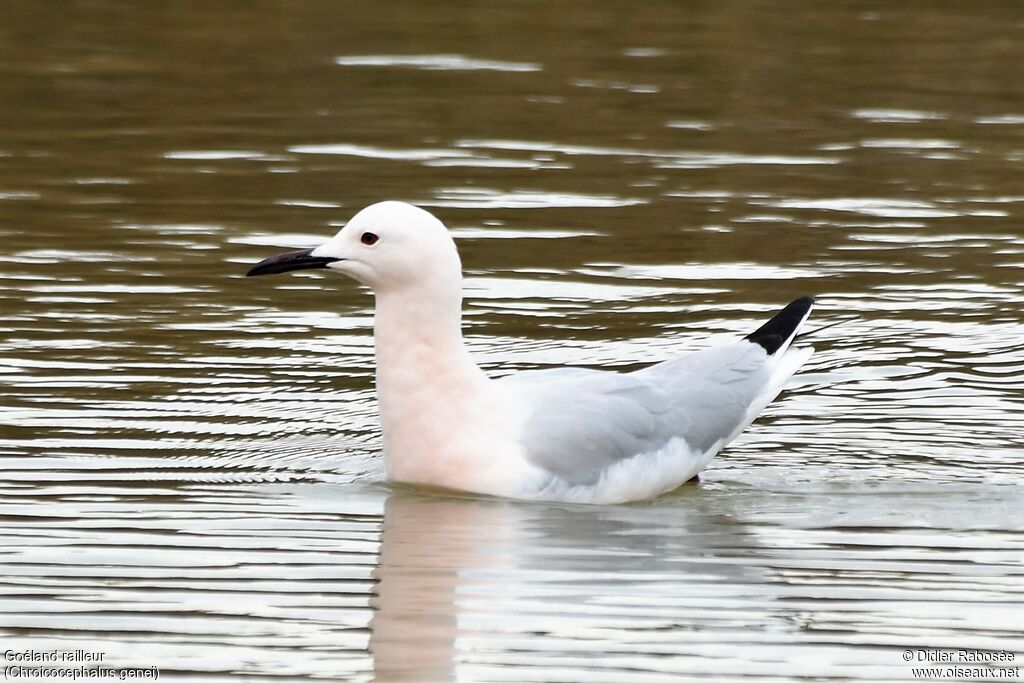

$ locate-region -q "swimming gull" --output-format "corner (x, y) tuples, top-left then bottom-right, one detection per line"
(247, 201), (814, 503)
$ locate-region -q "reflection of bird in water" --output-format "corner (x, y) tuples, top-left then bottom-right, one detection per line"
(368, 490), (776, 681)
(249, 201), (814, 503)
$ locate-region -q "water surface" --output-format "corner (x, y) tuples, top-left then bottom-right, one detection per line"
(2, 1), (1023, 680)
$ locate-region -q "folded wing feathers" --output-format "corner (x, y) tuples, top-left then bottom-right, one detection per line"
(514, 298), (815, 490)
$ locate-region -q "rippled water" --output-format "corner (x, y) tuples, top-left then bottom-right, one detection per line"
(2, 1), (1023, 680)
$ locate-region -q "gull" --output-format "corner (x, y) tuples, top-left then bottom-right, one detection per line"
(247, 201), (814, 504)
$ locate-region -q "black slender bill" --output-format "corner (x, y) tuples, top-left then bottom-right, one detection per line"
(246, 248), (341, 277)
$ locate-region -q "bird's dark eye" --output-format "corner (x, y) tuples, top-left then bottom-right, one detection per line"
(360, 232), (379, 245)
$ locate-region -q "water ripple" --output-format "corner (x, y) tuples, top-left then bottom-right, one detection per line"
(424, 188), (646, 209)
(334, 54), (542, 72)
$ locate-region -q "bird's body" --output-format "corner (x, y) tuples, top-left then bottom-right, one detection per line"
(248, 201), (814, 504)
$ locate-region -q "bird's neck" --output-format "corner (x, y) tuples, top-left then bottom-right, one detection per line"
(371, 283), (495, 486)
(372, 284), (487, 405)
(374, 284), (465, 355)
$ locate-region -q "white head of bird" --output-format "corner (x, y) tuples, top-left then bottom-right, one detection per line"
(312, 201), (462, 295)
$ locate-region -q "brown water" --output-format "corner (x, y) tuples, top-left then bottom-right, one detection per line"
(2, 1), (1023, 681)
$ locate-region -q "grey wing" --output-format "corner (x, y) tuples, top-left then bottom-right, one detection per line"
(503, 343), (770, 486)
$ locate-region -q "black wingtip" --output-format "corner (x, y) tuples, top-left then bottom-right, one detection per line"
(744, 296), (814, 355)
